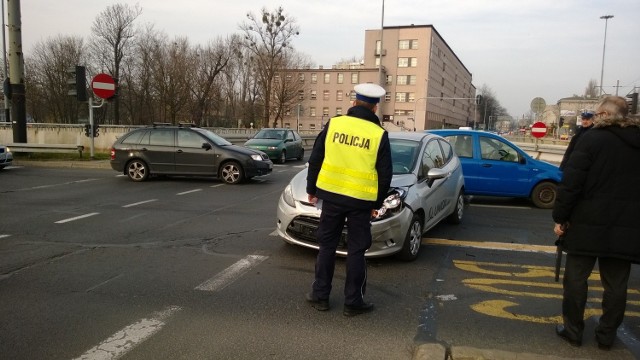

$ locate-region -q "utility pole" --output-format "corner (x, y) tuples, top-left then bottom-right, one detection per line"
(1, 0), (9, 124)
(8, 0), (26, 142)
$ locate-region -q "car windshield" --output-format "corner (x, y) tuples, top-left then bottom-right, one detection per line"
(254, 129), (286, 140)
(195, 129), (232, 146)
(390, 138), (421, 174)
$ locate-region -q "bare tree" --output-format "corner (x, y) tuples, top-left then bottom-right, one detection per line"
(477, 84), (508, 130)
(25, 35), (87, 124)
(584, 79), (599, 98)
(90, 3), (142, 124)
(239, 6), (300, 128)
(188, 36), (240, 126)
(271, 50), (311, 127)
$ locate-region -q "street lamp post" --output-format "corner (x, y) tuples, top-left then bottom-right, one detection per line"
(599, 15), (614, 96)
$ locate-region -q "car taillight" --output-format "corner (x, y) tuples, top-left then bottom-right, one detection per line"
(110, 148), (116, 160)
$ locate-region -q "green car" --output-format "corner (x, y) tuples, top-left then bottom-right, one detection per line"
(244, 128), (304, 164)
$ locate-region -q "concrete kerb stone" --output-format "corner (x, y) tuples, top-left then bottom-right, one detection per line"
(13, 160), (112, 169)
(413, 344), (579, 360)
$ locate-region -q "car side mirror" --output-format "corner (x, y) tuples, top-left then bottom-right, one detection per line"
(202, 143), (212, 151)
(426, 168), (447, 187)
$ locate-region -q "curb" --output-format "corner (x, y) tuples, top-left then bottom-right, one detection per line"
(13, 160), (112, 169)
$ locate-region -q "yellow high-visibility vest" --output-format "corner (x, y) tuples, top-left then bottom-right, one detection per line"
(317, 115), (384, 201)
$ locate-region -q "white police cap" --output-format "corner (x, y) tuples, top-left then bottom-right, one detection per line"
(354, 83), (386, 104)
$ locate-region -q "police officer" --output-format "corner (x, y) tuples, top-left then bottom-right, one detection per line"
(559, 111), (595, 171)
(305, 83), (393, 316)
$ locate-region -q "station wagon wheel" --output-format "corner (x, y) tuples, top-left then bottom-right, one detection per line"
(126, 159), (149, 182)
(396, 214), (422, 261)
(278, 150), (286, 164)
(531, 181), (557, 209)
(220, 161), (244, 184)
(447, 191), (464, 224)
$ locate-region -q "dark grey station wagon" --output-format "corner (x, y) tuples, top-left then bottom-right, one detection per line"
(110, 123), (273, 184)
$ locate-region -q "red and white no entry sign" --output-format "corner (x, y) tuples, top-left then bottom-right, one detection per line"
(531, 121), (548, 138)
(91, 73), (116, 99)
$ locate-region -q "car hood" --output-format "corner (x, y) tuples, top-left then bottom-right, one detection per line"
(244, 139), (283, 147)
(288, 168), (416, 201)
(225, 144), (266, 156)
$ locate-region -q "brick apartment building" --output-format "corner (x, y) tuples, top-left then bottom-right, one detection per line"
(280, 24), (476, 132)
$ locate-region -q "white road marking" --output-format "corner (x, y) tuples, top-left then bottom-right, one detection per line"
(0, 234), (10, 239)
(469, 203), (532, 210)
(195, 254), (268, 292)
(177, 189), (202, 195)
(210, 184), (225, 188)
(55, 212), (100, 224)
(122, 199), (157, 208)
(72, 306), (181, 360)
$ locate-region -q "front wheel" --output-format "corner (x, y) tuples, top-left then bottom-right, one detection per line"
(531, 181), (557, 209)
(220, 161), (244, 184)
(278, 150), (286, 164)
(447, 191), (464, 224)
(396, 214), (422, 261)
(126, 159), (149, 182)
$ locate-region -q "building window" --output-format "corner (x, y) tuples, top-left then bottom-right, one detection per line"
(311, 73), (317, 84)
(398, 39), (418, 50)
(398, 58), (417, 67)
(350, 90), (356, 101)
(336, 107), (343, 115)
(397, 75), (417, 85)
(310, 123), (316, 130)
(396, 92), (408, 102)
(337, 73), (344, 84)
(351, 73), (358, 84)
(323, 107), (330, 116)
(324, 73), (330, 84)
(375, 40), (381, 55)
(375, 58), (380, 67)
(310, 90), (317, 100)
(408, 93), (415, 102)
(323, 90), (330, 101)
(298, 90), (304, 100)
(385, 92), (391, 102)
(310, 107), (316, 117)
(299, 73), (304, 82)
(285, 74), (292, 82)
(441, 77), (445, 86)
(386, 75), (393, 85)
(337, 90), (343, 101)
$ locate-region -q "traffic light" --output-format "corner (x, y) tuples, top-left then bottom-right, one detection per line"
(627, 92), (638, 115)
(67, 65), (88, 102)
(84, 123), (91, 137)
(93, 124), (100, 137)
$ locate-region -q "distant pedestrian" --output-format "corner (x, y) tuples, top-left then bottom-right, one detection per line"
(305, 83), (393, 316)
(559, 111), (595, 171)
(552, 96), (640, 350)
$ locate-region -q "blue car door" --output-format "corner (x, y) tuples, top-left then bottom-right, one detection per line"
(471, 135), (531, 196)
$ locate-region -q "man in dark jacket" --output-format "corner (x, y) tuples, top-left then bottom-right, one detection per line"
(559, 111), (595, 170)
(305, 83), (393, 316)
(552, 96), (640, 349)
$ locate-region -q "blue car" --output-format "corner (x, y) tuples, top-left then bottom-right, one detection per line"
(428, 129), (562, 208)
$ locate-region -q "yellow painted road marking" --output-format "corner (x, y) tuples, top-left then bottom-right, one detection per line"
(425, 238), (556, 254)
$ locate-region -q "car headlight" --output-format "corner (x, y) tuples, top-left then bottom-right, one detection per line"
(250, 154), (263, 161)
(267, 146), (278, 150)
(372, 188), (406, 221)
(281, 184), (296, 208)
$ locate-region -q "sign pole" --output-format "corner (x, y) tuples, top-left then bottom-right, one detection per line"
(88, 96), (94, 159)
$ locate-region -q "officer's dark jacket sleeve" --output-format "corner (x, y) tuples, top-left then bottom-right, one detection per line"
(374, 131), (393, 208)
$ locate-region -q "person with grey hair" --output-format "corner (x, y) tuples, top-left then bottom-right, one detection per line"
(552, 96), (640, 350)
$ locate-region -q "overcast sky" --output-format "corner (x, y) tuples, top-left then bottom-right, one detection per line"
(17, 0), (640, 117)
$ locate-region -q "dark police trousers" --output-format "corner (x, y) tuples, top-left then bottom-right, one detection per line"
(312, 200), (372, 306)
(562, 254), (631, 345)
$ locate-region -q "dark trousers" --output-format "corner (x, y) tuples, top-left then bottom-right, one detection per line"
(312, 200), (372, 306)
(562, 254), (631, 345)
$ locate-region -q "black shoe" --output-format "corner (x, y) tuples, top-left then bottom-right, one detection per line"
(305, 292), (329, 311)
(555, 325), (582, 347)
(343, 302), (374, 317)
(595, 337), (612, 351)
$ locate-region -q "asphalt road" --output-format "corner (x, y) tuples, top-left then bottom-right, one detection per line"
(1, 160), (639, 360)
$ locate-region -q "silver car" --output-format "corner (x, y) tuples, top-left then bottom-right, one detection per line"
(276, 132), (465, 261)
(0, 144), (12, 170)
